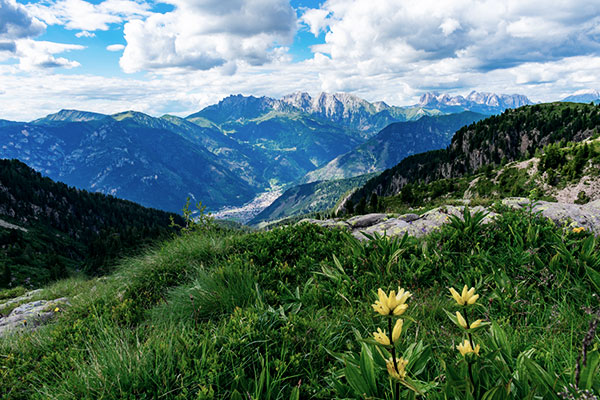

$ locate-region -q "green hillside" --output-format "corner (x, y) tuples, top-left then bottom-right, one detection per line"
(350, 102), (600, 205)
(304, 112), (485, 183)
(0, 159), (183, 288)
(250, 173), (377, 225)
(2, 205), (599, 398)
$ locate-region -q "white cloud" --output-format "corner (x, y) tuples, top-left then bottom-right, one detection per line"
(119, 0), (297, 72)
(75, 30), (95, 38)
(106, 44), (125, 51)
(439, 18), (461, 36)
(300, 8), (330, 36)
(14, 39), (83, 70)
(0, 0), (45, 42)
(27, 0), (151, 31)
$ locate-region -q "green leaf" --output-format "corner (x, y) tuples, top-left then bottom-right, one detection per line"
(578, 348), (600, 390)
(585, 266), (600, 292)
(359, 343), (378, 396)
(344, 361), (370, 397)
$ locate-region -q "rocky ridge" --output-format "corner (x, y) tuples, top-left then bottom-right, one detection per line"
(299, 198), (600, 240)
(417, 91), (533, 114)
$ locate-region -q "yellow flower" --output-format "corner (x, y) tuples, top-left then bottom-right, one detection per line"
(449, 285), (479, 306)
(386, 357), (409, 381)
(392, 319), (403, 343)
(373, 328), (391, 346)
(470, 319), (483, 329)
(573, 227), (585, 234)
(373, 287), (412, 316)
(54, 307), (60, 312)
(457, 339), (480, 357)
(456, 311), (468, 329)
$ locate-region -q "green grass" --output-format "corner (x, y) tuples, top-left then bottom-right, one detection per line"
(1, 211), (599, 399)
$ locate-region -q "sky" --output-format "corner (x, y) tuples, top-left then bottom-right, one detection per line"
(1, 0), (600, 121)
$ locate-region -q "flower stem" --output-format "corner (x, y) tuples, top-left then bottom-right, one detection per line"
(463, 307), (476, 397)
(388, 317), (400, 400)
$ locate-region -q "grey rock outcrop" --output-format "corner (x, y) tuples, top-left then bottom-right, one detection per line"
(502, 198), (600, 233)
(0, 297), (69, 337)
(299, 198), (600, 240)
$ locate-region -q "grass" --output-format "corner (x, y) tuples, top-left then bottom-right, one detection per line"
(0, 210), (599, 399)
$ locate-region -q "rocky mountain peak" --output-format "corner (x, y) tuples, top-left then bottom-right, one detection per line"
(418, 91), (533, 113)
(35, 109), (107, 123)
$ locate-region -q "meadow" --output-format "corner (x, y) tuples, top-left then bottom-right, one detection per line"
(1, 204), (599, 399)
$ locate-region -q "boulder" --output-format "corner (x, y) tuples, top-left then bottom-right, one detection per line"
(0, 297), (69, 337)
(346, 213), (389, 228)
(502, 197), (600, 234)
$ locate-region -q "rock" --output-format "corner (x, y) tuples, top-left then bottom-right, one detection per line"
(353, 218), (410, 240)
(346, 213), (388, 228)
(301, 198), (599, 241)
(502, 197), (600, 233)
(397, 213), (419, 222)
(0, 297), (69, 337)
(0, 289), (44, 310)
(298, 218), (350, 229)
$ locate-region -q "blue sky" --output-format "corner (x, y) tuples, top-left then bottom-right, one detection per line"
(1, 0), (600, 120)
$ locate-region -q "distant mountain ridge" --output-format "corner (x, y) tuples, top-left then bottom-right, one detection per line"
(417, 91), (534, 114)
(190, 92), (443, 136)
(1, 90), (536, 215)
(303, 111), (486, 183)
(562, 89), (600, 103)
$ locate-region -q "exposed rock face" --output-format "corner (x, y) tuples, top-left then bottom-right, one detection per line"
(502, 198), (600, 233)
(298, 198), (600, 240)
(0, 296), (68, 337)
(418, 91), (533, 114)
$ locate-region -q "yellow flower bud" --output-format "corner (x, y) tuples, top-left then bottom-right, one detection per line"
(392, 303), (408, 316)
(457, 339), (480, 357)
(456, 311), (468, 329)
(449, 287), (463, 305)
(392, 319), (403, 342)
(373, 328), (391, 346)
(386, 357), (408, 381)
(373, 287), (411, 316)
(470, 319), (483, 329)
(450, 285), (479, 306)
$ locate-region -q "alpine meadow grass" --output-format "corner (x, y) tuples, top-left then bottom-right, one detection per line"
(1, 207), (599, 399)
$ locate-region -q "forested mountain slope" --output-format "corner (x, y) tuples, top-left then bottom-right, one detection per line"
(350, 102), (600, 204)
(0, 159), (182, 288)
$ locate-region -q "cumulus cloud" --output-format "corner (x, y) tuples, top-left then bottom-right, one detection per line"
(75, 30), (95, 38)
(119, 0), (297, 73)
(301, 0), (600, 74)
(106, 44), (125, 51)
(15, 39), (83, 70)
(27, 0), (151, 31)
(0, 0), (45, 42)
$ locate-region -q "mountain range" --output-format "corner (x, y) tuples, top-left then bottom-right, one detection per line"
(562, 89), (600, 104)
(0, 90), (537, 215)
(416, 91), (533, 113)
(302, 111), (486, 183)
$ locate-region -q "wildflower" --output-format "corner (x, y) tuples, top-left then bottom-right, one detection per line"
(573, 227), (585, 234)
(54, 307), (60, 312)
(372, 287), (412, 316)
(449, 285), (479, 306)
(392, 319), (403, 343)
(386, 357), (409, 380)
(470, 319), (483, 329)
(456, 311), (468, 329)
(457, 339), (480, 357)
(373, 328), (391, 346)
